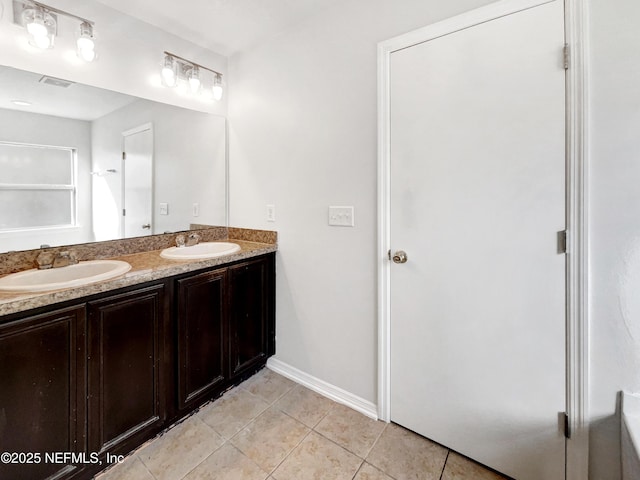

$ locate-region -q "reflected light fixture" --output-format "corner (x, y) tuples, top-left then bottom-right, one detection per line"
(16, 1), (97, 62)
(161, 51), (223, 101)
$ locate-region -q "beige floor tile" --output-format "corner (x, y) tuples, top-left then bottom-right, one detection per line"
(230, 406), (309, 473)
(240, 369), (295, 404)
(315, 404), (386, 458)
(354, 462), (395, 480)
(274, 385), (335, 428)
(138, 415), (225, 480)
(95, 454), (154, 480)
(441, 451), (509, 480)
(272, 431), (362, 480)
(198, 388), (270, 439)
(366, 423), (448, 480)
(183, 443), (268, 480)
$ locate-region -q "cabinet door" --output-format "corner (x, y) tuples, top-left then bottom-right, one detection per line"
(228, 255), (275, 379)
(87, 284), (167, 456)
(0, 306), (85, 480)
(176, 268), (226, 410)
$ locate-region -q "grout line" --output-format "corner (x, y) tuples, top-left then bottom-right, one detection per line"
(362, 419), (389, 459)
(267, 427), (314, 476)
(350, 459), (366, 480)
(135, 454), (157, 480)
(439, 450), (451, 480)
(226, 443), (271, 479)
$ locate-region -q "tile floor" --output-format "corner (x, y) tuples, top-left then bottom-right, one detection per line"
(96, 369), (507, 480)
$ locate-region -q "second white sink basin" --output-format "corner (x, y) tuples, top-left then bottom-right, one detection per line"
(161, 242), (241, 260)
(0, 260), (132, 293)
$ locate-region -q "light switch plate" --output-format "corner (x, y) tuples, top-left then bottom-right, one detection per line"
(159, 203), (168, 215)
(329, 206), (354, 227)
(193, 203), (200, 217)
(266, 204), (275, 222)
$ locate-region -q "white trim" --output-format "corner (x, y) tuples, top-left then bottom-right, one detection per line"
(376, 35), (391, 422)
(380, 0), (555, 54)
(377, 0), (589, 477)
(122, 122), (153, 137)
(564, 0), (590, 479)
(267, 358), (378, 420)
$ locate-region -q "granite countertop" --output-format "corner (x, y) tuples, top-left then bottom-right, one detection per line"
(0, 239), (276, 317)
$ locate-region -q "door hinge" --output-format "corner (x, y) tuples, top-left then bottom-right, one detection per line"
(122, 151), (126, 160)
(557, 230), (568, 254)
(388, 250), (391, 261)
(564, 412), (571, 439)
(122, 208), (126, 216)
(563, 44), (570, 70)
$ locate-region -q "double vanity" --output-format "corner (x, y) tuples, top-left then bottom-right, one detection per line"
(0, 227), (276, 480)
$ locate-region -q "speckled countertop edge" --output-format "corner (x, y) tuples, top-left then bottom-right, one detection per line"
(0, 239), (276, 317)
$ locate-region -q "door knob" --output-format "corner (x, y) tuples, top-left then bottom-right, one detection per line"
(392, 250), (408, 264)
(142, 224), (151, 229)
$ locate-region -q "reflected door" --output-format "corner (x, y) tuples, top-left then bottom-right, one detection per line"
(122, 124), (153, 238)
(389, 1), (566, 479)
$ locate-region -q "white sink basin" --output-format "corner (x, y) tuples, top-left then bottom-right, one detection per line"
(0, 260), (132, 293)
(160, 242), (241, 260)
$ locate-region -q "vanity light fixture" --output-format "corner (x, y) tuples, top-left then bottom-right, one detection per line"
(76, 21), (96, 62)
(188, 65), (201, 93)
(161, 54), (178, 87)
(15, 0), (97, 62)
(212, 74), (223, 101)
(161, 51), (223, 101)
(22, 4), (55, 49)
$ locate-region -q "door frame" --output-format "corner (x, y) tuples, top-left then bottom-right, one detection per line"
(376, 0), (590, 478)
(121, 122), (154, 237)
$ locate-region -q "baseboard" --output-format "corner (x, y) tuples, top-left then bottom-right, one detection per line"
(266, 357), (379, 420)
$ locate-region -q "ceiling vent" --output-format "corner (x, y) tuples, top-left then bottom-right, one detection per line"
(38, 75), (74, 88)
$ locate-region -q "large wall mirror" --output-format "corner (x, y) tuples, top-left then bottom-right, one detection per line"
(0, 64), (226, 253)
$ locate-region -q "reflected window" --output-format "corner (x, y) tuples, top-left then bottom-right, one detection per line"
(0, 142), (77, 231)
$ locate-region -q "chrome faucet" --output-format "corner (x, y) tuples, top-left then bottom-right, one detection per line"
(35, 250), (79, 269)
(174, 232), (200, 248)
(185, 232), (200, 247)
(53, 251), (79, 268)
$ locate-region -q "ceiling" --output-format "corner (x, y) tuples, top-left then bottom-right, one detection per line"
(93, 0), (343, 56)
(0, 65), (137, 121)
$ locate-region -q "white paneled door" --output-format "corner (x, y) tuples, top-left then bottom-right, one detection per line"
(389, 2), (566, 479)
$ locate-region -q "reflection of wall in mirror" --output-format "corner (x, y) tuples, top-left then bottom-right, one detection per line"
(0, 108), (93, 252)
(92, 99), (226, 241)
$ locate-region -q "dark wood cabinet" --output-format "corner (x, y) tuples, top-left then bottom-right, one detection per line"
(0, 306), (85, 480)
(228, 256), (275, 379)
(87, 283), (168, 457)
(0, 252), (274, 480)
(176, 268), (227, 410)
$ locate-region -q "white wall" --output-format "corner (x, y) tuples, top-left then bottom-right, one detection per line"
(588, 0), (640, 478)
(0, 108), (92, 251)
(91, 100), (226, 240)
(229, 0), (640, 477)
(0, 0), (227, 116)
(228, 0), (496, 406)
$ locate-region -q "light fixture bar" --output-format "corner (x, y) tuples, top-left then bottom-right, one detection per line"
(26, 0), (93, 26)
(163, 51), (222, 77)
